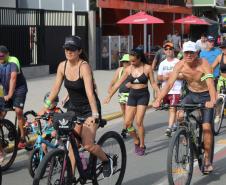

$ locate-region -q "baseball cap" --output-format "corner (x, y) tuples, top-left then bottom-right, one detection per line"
(119, 54), (130, 62)
(183, 41), (197, 52)
(163, 41), (174, 48)
(0, 45), (9, 54)
(207, 35), (215, 41)
(63, 36), (82, 50)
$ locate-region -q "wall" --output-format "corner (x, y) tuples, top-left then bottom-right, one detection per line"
(17, 0), (89, 11)
(0, 0), (16, 8)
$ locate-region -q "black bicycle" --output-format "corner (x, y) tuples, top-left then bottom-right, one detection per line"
(33, 111), (127, 185)
(162, 104), (215, 185)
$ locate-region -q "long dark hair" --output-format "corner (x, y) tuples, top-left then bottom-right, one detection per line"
(79, 50), (89, 62)
(130, 47), (147, 64)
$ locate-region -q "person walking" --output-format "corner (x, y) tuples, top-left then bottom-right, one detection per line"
(108, 54), (131, 138)
(157, 41), (182, 136)
(171, 30), (182, 54)
(41, 36), (113, 177)
(104, 47), (160, 156)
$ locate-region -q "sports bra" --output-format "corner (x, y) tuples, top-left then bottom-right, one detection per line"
(128, 65), (148, 84)
(220, 54), (226, 73)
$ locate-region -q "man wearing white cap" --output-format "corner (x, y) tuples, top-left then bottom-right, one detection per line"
(153, 41), (216, 173)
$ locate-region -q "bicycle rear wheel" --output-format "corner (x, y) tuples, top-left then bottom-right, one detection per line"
(91, 131), (127, 185)
(0, 119), (18, 171)
(33, 148), (72, 185)
(213, 97), (225, 135)
(167, 128), (194, 185)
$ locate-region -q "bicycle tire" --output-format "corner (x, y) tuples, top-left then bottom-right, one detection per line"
(213, 97), (225, 135)
(28, 147), (44, 178)
(167, 128), (194, 185)
(91, 131), (127, 185)
(33, 149), (72, 185)
(0, 119), (19, 171)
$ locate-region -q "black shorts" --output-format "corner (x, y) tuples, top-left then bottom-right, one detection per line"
(181, 91), (213, 124)
(3, 94), (27, 110)
(127, 88), (150, 107)
(68, 98), (102, 119)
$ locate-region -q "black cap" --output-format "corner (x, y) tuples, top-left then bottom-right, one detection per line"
(63, 36), (82, 50)
(0, 45), (9, 53)
(220, 40), (226, 48)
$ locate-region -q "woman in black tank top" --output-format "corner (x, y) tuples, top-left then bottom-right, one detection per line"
(212, 40), (226, 92)
(41, 36), (112, 174)
(104, 47), (160, 156)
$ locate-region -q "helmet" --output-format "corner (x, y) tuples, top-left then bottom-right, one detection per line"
(43, 92), (59, 106)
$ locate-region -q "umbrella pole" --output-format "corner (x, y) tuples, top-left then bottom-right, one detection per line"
(144, 24), (147, 53)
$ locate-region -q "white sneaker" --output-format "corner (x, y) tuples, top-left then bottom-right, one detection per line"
(214, 116), (220, 124)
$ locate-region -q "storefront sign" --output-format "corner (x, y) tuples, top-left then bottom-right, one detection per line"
(192, 0), (213, 6)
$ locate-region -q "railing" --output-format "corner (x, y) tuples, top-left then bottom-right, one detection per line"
(129, 0), (186, 6)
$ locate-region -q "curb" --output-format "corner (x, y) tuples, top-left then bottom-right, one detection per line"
(103, 103), (153, 121)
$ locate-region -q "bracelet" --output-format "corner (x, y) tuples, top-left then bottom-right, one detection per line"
(92, 112), (99, 118)
(44, 99), (51, 108)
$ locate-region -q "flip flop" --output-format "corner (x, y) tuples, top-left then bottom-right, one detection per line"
(203, 164), (213, 175)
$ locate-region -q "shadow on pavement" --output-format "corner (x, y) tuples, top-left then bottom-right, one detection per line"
(192, 154), (226, 185)
(3, 158), (28, 175)
(122, 170), (166, 185)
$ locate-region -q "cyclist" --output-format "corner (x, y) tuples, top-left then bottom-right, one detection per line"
(40, 36), (113, 177)
(157, 41), (182, 136)
(0, 45), (28, 152)
(104, 47), (160, 156)
(153, 41), (216, 173)
(212, 40), (226, 123)
(108, 54), (131, 138)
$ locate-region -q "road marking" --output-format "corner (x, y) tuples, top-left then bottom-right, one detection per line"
(156, 139), (226, 185)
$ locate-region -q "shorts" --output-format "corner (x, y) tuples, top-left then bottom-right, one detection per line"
(181, 90), (213, 124)
(3, 94), (27, 109)
(68, 98), (102, 119)
(118, 93), (129, 104)
(127, 88), (150, 107)
(163, 94), (180, 106)
(217, 76), (226, 92)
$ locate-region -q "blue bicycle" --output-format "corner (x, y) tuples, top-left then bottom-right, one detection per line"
(24, 110), (60, 178)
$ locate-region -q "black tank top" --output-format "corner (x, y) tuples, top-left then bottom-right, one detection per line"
(64, 61), (96, 106)
(220, 54), (226, 73)
(128, 65), (148, 84)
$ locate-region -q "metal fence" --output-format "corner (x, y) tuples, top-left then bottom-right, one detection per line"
(0, 7), (88, 73)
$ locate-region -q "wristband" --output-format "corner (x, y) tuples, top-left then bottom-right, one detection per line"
(92, 112), (99, 118)
(44, 99), (51, 108)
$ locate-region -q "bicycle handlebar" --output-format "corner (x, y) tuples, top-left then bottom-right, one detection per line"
(157, 103), (205, 111)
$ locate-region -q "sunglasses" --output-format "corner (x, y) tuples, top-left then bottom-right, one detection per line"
(164, 47), (173, 51)
(184, 51), (195, 55)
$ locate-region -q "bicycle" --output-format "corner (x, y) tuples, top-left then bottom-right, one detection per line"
(161, 104), (214, 185)
(0, 98), (19, 171)
(26, 111), (61, 178)
(33, 111), (127, 185)
(213, 81), (226, 135)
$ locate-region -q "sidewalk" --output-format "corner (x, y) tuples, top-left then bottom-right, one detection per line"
(5, 70), (154, 121)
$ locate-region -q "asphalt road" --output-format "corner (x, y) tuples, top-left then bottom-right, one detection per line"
(3, 109), (226, 185)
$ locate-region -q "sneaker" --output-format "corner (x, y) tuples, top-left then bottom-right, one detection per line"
(134, 143), (140, 154)
(102, 157), (113, 177)
(172, 125), (177, 132)
(214, 116), (220, 124)
(137, 146), (145, 156)
(0, 150), (5, 163)
(18, 140), (26, 149)
(121, 129), (127, 138)
(165, 128), (172, 137)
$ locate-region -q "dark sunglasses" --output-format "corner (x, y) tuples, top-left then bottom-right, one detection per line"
(164, 47), (173, 51)
(184, 51), (195, 55)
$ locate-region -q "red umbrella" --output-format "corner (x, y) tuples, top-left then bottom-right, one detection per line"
(117, 11), (164, 24)
(173, 15), (210, 25)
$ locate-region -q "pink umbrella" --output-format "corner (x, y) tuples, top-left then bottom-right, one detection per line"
(173, 15), (210, 25)
(117, 11), (164, 24)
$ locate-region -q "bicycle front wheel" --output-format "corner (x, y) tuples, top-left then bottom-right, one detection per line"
(213, 96), (225, 135)
(167, 128), (194, 185)
(0, 119), (19, 171)
(92, 131), (127, 185)
(33, 149), (72, 185)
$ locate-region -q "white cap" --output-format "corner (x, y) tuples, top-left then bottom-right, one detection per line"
(183, 41), (197, 52)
